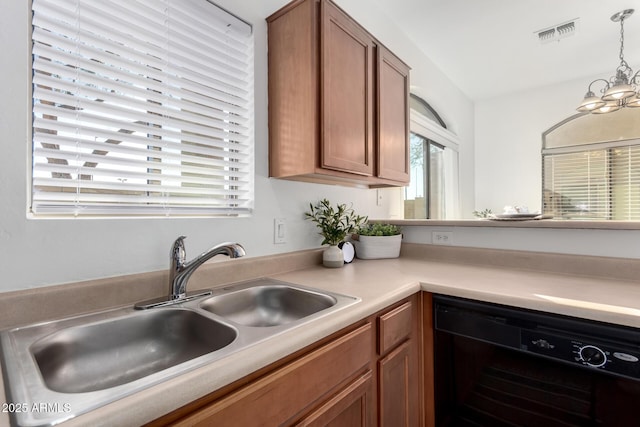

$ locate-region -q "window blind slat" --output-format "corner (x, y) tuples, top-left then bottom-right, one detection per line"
(32, 206), (250, 216)
(31, 0), (254, 217)
(543, 140), (640, 220)
(33, 180), (250, 199)
(34, 135), (249, 169)
(32, 35), (251, 114)
(33, 90), (250, 145)
(33, 106), (250, 150)
(32, 65), (250, 128)
(33, 149), (249, 181)
(33, 0), (252, 71)
(33, 177), (250, 195)
(31, 13), (251, 99)
(32, 193), (250, 207)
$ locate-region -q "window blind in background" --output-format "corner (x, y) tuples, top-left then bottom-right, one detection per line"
(31, 0), (254, 216)
(543, 140), (640, 220)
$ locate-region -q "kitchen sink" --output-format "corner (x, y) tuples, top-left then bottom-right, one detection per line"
(31, 309), (237, 393)
(200, 284), (337, 326)
(0, 278), (359, 427)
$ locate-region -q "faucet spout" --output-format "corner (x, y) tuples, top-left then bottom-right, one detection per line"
(134, 236), (246, 310)
(169, 237), (246, 300)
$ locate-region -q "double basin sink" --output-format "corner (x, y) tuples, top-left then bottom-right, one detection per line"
(0, 279), (360, 426)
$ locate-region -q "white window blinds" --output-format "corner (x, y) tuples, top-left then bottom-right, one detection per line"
(31, 0), (254, 217)
(543, 140), (640, 220)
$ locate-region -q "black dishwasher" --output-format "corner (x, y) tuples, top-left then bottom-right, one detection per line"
(433, 294), (640, 427)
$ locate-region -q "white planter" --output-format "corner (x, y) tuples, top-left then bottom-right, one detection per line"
(353, 234), (402, 259)
(323, 245), (344, 268)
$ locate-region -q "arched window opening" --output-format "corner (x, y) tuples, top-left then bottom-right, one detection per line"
(409, 94), (447, 129)
(404, 94), (458, 219)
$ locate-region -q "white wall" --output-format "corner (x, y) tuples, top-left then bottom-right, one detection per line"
(470, 75), (640, 259)
(0, 0), (474, 292)
(474, 77), (596, 215)
(336, 0), (476, 220)
(2, 0), (638, 295)
(402, 225), (640, 259)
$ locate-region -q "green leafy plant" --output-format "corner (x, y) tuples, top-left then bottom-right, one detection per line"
(357, 223), (402, 236)
(305, 199), (367, 246)
(472, 208), (493, 218)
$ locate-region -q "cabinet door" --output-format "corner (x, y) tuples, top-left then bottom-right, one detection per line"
(377, 45), (410, 183)
(295, 371), (375, 427)
(171, 323), (373, 427)
(267, 0), (319, 178)
(378, 341), (418, 427)
(321, 0), (374, 176)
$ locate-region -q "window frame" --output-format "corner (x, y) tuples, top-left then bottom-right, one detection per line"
(29, 0), (255, 218)
(542, 109), (640, 220)
(542, 140), (640, 220)
(405, 99), (460, 219)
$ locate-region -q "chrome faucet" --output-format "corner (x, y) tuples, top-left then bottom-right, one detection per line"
(135, 236), (245, 309)
(169, 236), (245, 300)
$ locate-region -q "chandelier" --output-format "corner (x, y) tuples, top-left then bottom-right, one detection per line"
(577, 9), (640, 114)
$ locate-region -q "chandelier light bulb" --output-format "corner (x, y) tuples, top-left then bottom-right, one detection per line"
(576, 9), (639, 114)
(627, 95), (640, 108)
(602, 83), (636, 101)
(577, 92), (607, 112)
(593, 101), (621, 114)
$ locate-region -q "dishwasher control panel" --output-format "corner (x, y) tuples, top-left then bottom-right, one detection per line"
(521, 330), (640, 380)
(434, 294), (640, 382)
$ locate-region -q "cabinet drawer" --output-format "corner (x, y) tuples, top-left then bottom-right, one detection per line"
(174, 322), (373, 427)
(378, 300), (412, 354)
(295, 370), (374, 427)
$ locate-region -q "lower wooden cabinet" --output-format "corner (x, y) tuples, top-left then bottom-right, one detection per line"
(379, 342), (413, 426)
(148, 294), (423, 426)
(377, 298), (421, 427)
(295, 371), (375, 427)
(422, 292), (436, 427)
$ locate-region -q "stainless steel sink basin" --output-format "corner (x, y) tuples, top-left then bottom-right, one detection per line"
(200, 284), (337, 326)
(0, 278), (359, 427)
(31, 309), (237, 393)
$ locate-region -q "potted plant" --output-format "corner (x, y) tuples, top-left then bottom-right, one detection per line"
(305, 199), (367, 268)
(352, 223), (402, 259)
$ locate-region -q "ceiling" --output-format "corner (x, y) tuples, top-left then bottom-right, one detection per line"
(367, 0), (640, 101)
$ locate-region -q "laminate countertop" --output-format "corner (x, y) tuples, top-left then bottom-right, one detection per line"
(2, 247), (640, 426)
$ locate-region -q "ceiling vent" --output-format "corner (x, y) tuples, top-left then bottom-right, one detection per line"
(536, 18), (579, 44)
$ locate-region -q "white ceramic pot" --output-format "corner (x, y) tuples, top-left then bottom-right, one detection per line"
(353, 234), (402, 259)
(323, 245), (344, 268)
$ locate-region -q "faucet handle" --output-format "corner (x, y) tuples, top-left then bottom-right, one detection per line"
(171, 236), (187, 268)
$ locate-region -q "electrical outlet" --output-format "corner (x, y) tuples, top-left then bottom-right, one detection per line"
(274, 218), (286, 244)
(376, 189), (383, 206)
(432, 231), (453, 246)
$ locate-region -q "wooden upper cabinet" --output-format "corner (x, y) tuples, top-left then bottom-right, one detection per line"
(267, 0), (318, 178)
(321, 1), (374, 176)
(267, 0), (409, 187)
(377, 46), (410, 183)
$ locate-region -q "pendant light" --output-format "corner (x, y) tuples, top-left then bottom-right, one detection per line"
(577, 9), (640, 114)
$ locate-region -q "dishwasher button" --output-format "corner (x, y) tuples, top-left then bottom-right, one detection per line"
(613, 352), (639, 363)
(579, 345), (607, 367)
(531, 339), (555, 349)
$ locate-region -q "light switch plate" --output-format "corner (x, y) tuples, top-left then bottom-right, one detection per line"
(274, 218), (286, 244)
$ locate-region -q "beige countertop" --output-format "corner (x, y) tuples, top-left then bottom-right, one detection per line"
(2, 247), (640, 426)
(384, 218), (640, 230)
